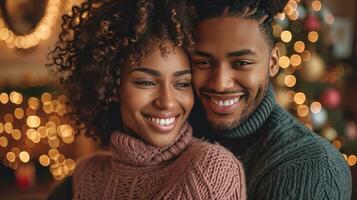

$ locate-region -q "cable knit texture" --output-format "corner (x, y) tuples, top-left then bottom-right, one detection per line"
(191, 86), (352, 200)
(72, 123), (246, 200)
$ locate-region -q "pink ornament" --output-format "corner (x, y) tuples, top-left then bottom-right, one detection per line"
(320, 88), (341, 109)
(304, 14), (321, 31)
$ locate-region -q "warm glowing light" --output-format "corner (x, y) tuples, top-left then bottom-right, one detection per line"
(49, 149), (60, 160)
(301, 50), (311, 61)
(19, 151), (30, 163)
(64, 159), (76, 171)
(289, 11), (299, 21)
(342, 154), (348, 161)
(41, 92), (52, 103)
(0, 122), (3, 133)
(332, 140), (342, 149)
(284, 75), (296, 87)
(310, 102), (322, 113)
(279, 56), (290, 68)
(311, 0), (322, 11)
(308, 31), (319, 43)
(4, 122), (13, 134)
(294, 41), (305, 53)
(9, 92), (23, 104)
(62, 135), (75, 144)
(47, 127), (57, 140)
(290, 54), (302, 67)
(4, 113), (14, 123)
(0, 93), (9, 104)
(14, 108), (25, 119)
(6, 152), (16, 162)
(39, 155), (51, 167)
(0, 136), (8, 147)
(48, 138), (60, 149)
(27, 116), (41, 128)
(28, 97), (40, 110)
(294, 92), (306, 105)
(59, 125), (73, 138)
(38, 126), (47, 138)
(347, 155), (357, 166)
(281, 30), (292, 43)
(12, 129), (21, 140)
(297, 105), (309, 117)
(43, 101), (54, 114)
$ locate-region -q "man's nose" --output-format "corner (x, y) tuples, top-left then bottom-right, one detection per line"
(208, 63), (235, 93)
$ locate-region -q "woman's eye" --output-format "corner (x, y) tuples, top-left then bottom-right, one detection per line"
(175, 81), (191, 88)
(134, 80), (156, 87)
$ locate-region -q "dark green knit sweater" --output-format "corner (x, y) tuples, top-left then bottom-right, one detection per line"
(191, 86), (352, 200)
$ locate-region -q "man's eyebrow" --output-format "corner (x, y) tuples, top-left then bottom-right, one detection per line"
(192, 51), (213, 58)
(227, 49), (257, 57)
(173, 69), (191, 77)
(129, 67), (161, 76)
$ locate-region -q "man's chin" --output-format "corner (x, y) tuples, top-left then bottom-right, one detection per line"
(208, 119), (241, 132)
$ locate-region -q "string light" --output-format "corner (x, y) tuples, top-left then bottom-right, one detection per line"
(279, 56), (290, 68)
(310, 102), (322, 113)
(311, 0), (322, 12)
(0, 0), (62, 49)
(19, 151), (30, 163)
(281, 30), (292, 43)
(0, 93), (9, 104)
(294, 92), (306, 105)
(347, 155), (357, 167)
(284, 75), (297, 87)
(308, 31), (319, 43)
(297, 105), (309, 117)
(290, 54), (302, 67)
(294, 41), (305, 53)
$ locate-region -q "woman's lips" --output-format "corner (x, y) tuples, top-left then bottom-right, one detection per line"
(142, 113), (179, 133)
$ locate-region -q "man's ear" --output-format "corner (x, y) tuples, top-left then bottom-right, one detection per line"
(269, 46), (280, 77)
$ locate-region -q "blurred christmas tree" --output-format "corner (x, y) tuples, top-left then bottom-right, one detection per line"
(273, 0), (357, 167)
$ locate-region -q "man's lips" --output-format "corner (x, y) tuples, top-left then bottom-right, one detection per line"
(201, 92), (245, 114)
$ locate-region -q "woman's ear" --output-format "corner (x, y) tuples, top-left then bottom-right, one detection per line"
(269, 46), (280, 77)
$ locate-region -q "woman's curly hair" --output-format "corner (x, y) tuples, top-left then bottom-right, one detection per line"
(48, 0), (195, 146)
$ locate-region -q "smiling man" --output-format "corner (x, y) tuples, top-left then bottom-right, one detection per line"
(190, 0), (352, 199)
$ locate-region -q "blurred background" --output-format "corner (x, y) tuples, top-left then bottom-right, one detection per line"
(0, 0), (356, 199)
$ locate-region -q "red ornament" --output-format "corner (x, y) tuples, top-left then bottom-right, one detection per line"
(320, 88), (341, 109)
(304, 14), (321, 31)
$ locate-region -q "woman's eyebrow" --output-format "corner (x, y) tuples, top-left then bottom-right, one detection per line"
(129, 67), (161, 76)
(173, 69), (191, 77)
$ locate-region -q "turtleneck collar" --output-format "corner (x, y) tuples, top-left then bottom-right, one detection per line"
(218, 85), (276, 139)
(110, 123), (192, 168)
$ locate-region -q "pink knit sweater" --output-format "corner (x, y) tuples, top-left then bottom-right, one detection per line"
(72, 123), (246, 199)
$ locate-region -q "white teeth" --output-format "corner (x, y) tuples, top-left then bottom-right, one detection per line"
(146, 116), (176, 126)
(211, 97), (241, 107)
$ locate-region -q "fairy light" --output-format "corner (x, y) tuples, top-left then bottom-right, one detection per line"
(0, 122), (3, 133)
(294, 41), (305, 53)
(281, 30), (292, 43)
(4, 122), (13, 134)
(311, 0), (322, 12)
(11, 129), (22, 140)
(294, 92), (306, 105)
(0, 93), (9, 104)
(28, 97), (40, 110)
(284, 75), (297, 87)
(6, 152), (16, 162)
(297, 105), (309, 117)
(19, 151), (30, 163)
(0, 136), (8, 147)
(332, 140), (342, 149)
(347, 155), (357, 167)
(308, 31), (319, 43)
(39, 155), (51, 167)
(9, 92), (23, 105)
(290, 54), (302, 67)
(310, 102), (322, 113)
(0, 0), (62, 49)
(27, 116), (41, 128)
(279, 56), (290, 68)
(14, 108), (25, 119)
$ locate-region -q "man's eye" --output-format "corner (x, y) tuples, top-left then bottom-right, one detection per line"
(231, 60), (251, 67)
(192, 60), (213, 69)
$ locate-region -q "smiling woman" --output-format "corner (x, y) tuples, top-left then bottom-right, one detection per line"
(46, 0), (246, 199)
